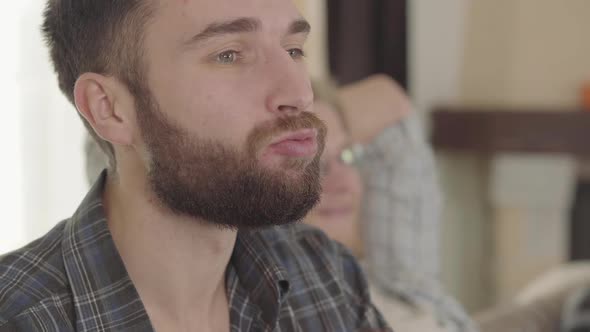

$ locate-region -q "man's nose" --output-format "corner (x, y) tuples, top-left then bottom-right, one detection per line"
(264, 51), (314, 117)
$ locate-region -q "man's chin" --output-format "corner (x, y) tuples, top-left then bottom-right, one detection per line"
(259, 150), (317, 170)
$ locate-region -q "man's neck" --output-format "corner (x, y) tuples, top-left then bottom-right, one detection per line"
(103, 168), (236, 330)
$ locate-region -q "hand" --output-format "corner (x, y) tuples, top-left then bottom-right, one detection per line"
(338, 74), (412, 144)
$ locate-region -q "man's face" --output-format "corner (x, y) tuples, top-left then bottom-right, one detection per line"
(131, 0), (326, 228)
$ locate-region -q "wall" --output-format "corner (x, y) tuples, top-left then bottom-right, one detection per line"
(409, 0), (469, 120)
(0, 3), (27, 253)
(461, 0), (590, 107)
(294, 0), (329, 80)
(457, 0), (589, 306)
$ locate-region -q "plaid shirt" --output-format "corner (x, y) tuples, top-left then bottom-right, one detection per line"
(359, 113), (477, 332)
(0, 173), (391, 332)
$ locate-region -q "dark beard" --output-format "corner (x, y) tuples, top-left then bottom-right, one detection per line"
(135, 88), (326, 230)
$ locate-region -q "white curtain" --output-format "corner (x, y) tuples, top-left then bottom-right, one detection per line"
(0, 1), (88, 254)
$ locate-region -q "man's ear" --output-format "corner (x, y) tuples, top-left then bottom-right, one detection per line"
(74, 73), (135, 146)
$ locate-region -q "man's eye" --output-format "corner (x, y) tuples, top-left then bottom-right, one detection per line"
(217, 50), (239, 64)
(287, 48), (305, 59)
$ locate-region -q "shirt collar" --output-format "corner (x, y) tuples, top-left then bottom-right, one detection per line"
(62, 170), (290, 330)
(62, 170), (151, 331)
(231, 229), (291, 328)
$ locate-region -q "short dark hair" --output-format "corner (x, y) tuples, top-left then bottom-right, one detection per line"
(42, 0), (155, 169)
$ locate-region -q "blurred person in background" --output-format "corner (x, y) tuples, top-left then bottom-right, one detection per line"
(308, 75), (590, 332)
(306, 75), (478, 332)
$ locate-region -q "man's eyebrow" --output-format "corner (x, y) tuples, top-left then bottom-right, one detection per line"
(184, 17), (311, 48)
(288, 19), (311, 36)
(184, 17), (261, 47)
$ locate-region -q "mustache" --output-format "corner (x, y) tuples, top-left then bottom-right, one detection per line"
(247, 112), (327, 157)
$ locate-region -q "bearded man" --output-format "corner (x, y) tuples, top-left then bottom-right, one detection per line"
(0, 1), (391, 331)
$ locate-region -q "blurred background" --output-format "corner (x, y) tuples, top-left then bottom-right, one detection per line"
(0, 1), (87, 256)
(1, 0), (589, 315)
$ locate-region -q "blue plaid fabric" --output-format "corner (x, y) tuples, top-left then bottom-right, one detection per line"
(0, 173), (390, 331)
(359, 113), (477, 332)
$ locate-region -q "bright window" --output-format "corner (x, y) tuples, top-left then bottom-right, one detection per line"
(0, 1), (88, 254)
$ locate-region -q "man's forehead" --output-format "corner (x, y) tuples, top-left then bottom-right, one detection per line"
(155, 0), (303, 32)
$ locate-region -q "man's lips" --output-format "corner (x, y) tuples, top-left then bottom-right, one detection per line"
(268, 129), (318, 158)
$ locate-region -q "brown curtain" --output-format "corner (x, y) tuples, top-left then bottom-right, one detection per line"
(327, 0), (407, 88)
